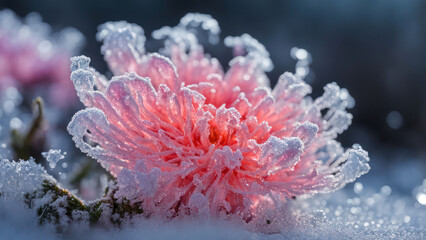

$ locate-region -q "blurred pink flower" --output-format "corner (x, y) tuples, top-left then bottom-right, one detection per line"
(0, 10), (84, 106)
(68, 14), (369, 226)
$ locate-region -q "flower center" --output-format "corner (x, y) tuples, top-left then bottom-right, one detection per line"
(209, 127), (227, 145)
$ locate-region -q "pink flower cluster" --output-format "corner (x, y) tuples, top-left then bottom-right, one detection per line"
(0, 10), (84, 106)
(68, 14), (369, 225)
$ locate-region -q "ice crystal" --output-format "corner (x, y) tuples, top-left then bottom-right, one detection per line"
(42, 149), (66, 169)
(225, 33), (273, 72)
(68, 13), (370, 226)
(0, 157), (52, 199)
(280, 183), (426, 239)
(0, 9), (84, 106)
(153, 13), (220, 51)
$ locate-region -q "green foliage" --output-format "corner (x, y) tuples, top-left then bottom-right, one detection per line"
(11, 97), (45, 161)
(24, 179), (144, 231)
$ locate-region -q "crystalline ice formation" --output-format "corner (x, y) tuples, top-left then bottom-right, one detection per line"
(0, 157), (52, 200)
(277, 183), (426, 239)
(68, 13), (370, 223)
(224, 34), (273, 72)
(42, 149), (66, 169)
(0, 9), (84, 106)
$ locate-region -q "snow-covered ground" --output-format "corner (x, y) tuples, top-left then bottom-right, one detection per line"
(1, 155), (425, 240)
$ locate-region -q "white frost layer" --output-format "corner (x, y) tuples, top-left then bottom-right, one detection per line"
(0, 158), (52, 200)
(0, 183), (424, 240)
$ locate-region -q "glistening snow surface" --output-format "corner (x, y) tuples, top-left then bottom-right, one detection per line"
(0, 179), (424, 239)
(0, 157), (51, 200)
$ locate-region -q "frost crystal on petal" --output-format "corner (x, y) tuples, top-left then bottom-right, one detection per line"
(153, 13), (220, 51)
(225, 34), (273, 72)
(97, 21), (146, 75)
(68, 13), (370, 226)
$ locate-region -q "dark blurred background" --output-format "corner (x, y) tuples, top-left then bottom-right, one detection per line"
(1, 0), (425, 160)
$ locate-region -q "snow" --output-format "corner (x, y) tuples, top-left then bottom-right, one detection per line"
(0, 157), (51, 200)
(0, 178), (424, 239)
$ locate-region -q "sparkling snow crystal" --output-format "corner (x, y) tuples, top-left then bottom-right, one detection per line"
(42, 149), (66, 169)
(67, 13), (370, 227)
(0, 157), (51, 199)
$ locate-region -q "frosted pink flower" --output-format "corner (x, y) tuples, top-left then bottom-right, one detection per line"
(0, 10), (84, 106)
(68, 14), (369, 225)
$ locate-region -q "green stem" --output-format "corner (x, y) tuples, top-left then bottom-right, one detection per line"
(11, 97), (45, 161)
(24, 180), (143, 231)
(23, 97), (44, 148)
